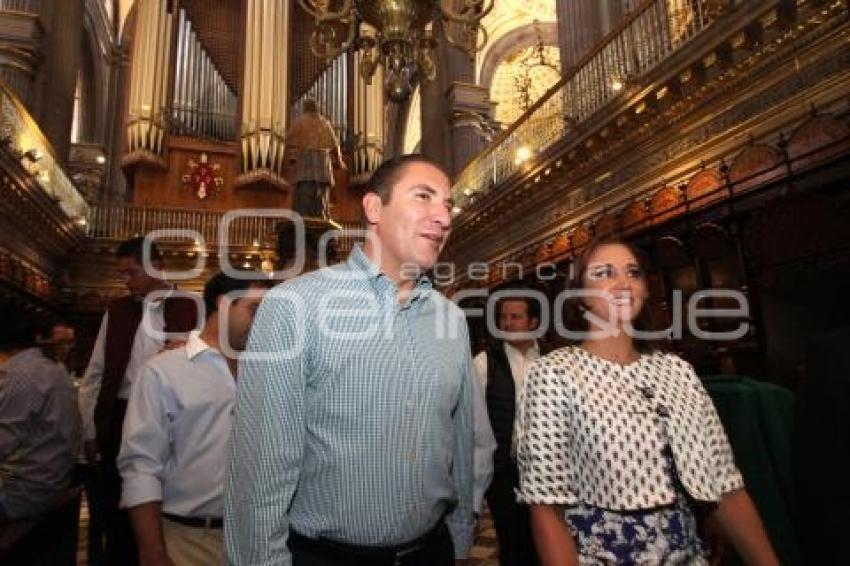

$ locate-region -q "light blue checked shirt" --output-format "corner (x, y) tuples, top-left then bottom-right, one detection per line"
(224, 245), (476, 565)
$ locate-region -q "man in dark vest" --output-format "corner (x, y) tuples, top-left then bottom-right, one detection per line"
(473, 295), (549, 566)
(78, 237), (198, 564)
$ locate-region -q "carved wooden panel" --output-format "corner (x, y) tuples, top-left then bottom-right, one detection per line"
(649, 186), (682, 225)
(653, 236), (690, 269)
(620, 201), (648, 233)
(686, 169), (724, 208)
(787, 114), (850, 171)
(593, 213), (617, 239)
(728, 144), (783, 193)
(571, 225), (592, 250)
(690, 222), (732, 261)
(550, 232), (570, 258)
(534, 241), (552, 264)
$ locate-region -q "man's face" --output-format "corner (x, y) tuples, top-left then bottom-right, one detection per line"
(368, 162), (453, 276)
(118, 256), (159, 298)
(49, 324), (75, 363)
(225, 286), (267, 352)
(498, 299), (538, 345)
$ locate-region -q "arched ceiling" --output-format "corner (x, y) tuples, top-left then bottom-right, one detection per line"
(477, 0), (557, 84)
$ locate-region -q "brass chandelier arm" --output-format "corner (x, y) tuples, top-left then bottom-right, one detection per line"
(297, 0), (354, 21)
(439, 0), (494, 24)
(309, 14), (358, 62)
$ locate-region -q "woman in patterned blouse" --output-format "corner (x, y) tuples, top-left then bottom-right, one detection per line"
(514, 239), (778, 565)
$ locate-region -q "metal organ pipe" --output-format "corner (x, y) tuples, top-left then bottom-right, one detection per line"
(171, 8), (237, 141)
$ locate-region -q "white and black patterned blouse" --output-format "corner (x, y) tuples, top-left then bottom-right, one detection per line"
(515, 346), (743, 510)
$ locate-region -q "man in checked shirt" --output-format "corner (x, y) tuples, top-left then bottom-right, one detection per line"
(225, 154), (478, 566)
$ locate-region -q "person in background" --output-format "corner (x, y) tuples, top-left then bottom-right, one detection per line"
(515, 239), (779, 565)
(0, 309), (81, 520)
(78, 237), (198, 564)
(119, 272), (268, 566)
(473, 294), (549, 566)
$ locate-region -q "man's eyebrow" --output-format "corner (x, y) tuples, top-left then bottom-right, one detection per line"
(408, 183), (455, 208)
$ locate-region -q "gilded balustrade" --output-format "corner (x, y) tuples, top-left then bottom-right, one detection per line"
(0, 82), (90, 223)
(452, 0), (728, 207)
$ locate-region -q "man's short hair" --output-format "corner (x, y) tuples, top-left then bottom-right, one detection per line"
(496, 293), (541, 322)
(366, 154), (446, 204)
(203, 272), (272, 316)
(116, 236), (162, 263)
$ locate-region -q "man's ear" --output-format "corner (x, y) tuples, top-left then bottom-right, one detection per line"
(362, 192), (382, 225)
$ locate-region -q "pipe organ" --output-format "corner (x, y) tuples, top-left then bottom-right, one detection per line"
(125, 0), (173, 163)
(237, 0), (290, 188)
(171, 8), (237, 142)
(351, 49), (385, 182)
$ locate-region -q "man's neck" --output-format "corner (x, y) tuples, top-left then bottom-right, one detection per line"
(198, 321), (238, 376)
(362, 242), (417, 302)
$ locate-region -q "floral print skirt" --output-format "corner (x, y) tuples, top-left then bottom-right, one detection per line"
(564, 494), (707, 565)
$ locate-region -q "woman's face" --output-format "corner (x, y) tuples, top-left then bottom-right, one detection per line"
(580, 243), (648, 330)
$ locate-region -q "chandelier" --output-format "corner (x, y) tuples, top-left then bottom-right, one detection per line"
(298, 0), (494, 103)
(513, 20), (560, 113)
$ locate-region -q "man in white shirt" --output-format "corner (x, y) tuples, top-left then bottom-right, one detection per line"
(473, 295), (548, 566)
(78, 237), (198, 564)
(118, 271), (268, 566)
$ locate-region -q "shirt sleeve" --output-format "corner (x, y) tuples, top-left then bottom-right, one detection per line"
(0, 365), (35, 462)
(444, 330), (476, 559)
(472, 366), (496, 515)
(698, 377), (745, 495)
(224, 289), (308, 566)
(117, 360), (170, 508)
(515, 358), (579, 506)
(78, 312), (108, 441)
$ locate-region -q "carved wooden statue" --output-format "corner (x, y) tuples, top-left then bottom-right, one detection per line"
(285, 99), (346, 220)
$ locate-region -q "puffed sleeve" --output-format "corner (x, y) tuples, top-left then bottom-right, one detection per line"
(701, 383), (745, 495)
(514, 357), (580, 505)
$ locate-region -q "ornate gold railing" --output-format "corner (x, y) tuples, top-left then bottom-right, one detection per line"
(87, 205), (365, 253)
(0, 82), (90, 222)
(452, 0), (729, 207)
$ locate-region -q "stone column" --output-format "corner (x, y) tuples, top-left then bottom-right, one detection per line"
(236, 0), (290, 190)
(35, 0), (85, 165)
(124, 0), (174, 167)
(419, 18), (491, 179)
(447, 83), (493, 179)
(418, 23), (451, 173)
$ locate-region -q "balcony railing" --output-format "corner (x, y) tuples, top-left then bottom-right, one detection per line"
(87, 205), (365, 255)
(0, 82), (90, 222)
(452, 0), (728, 207)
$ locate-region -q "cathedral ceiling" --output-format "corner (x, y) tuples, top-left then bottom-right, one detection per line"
(477, 0), (556, 82)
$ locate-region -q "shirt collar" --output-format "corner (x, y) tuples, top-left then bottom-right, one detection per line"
(504, 340), (540, 357)
(137, 284), (177, 308)
(185, 331), (212, 360)
(347, 243), (433, 304)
